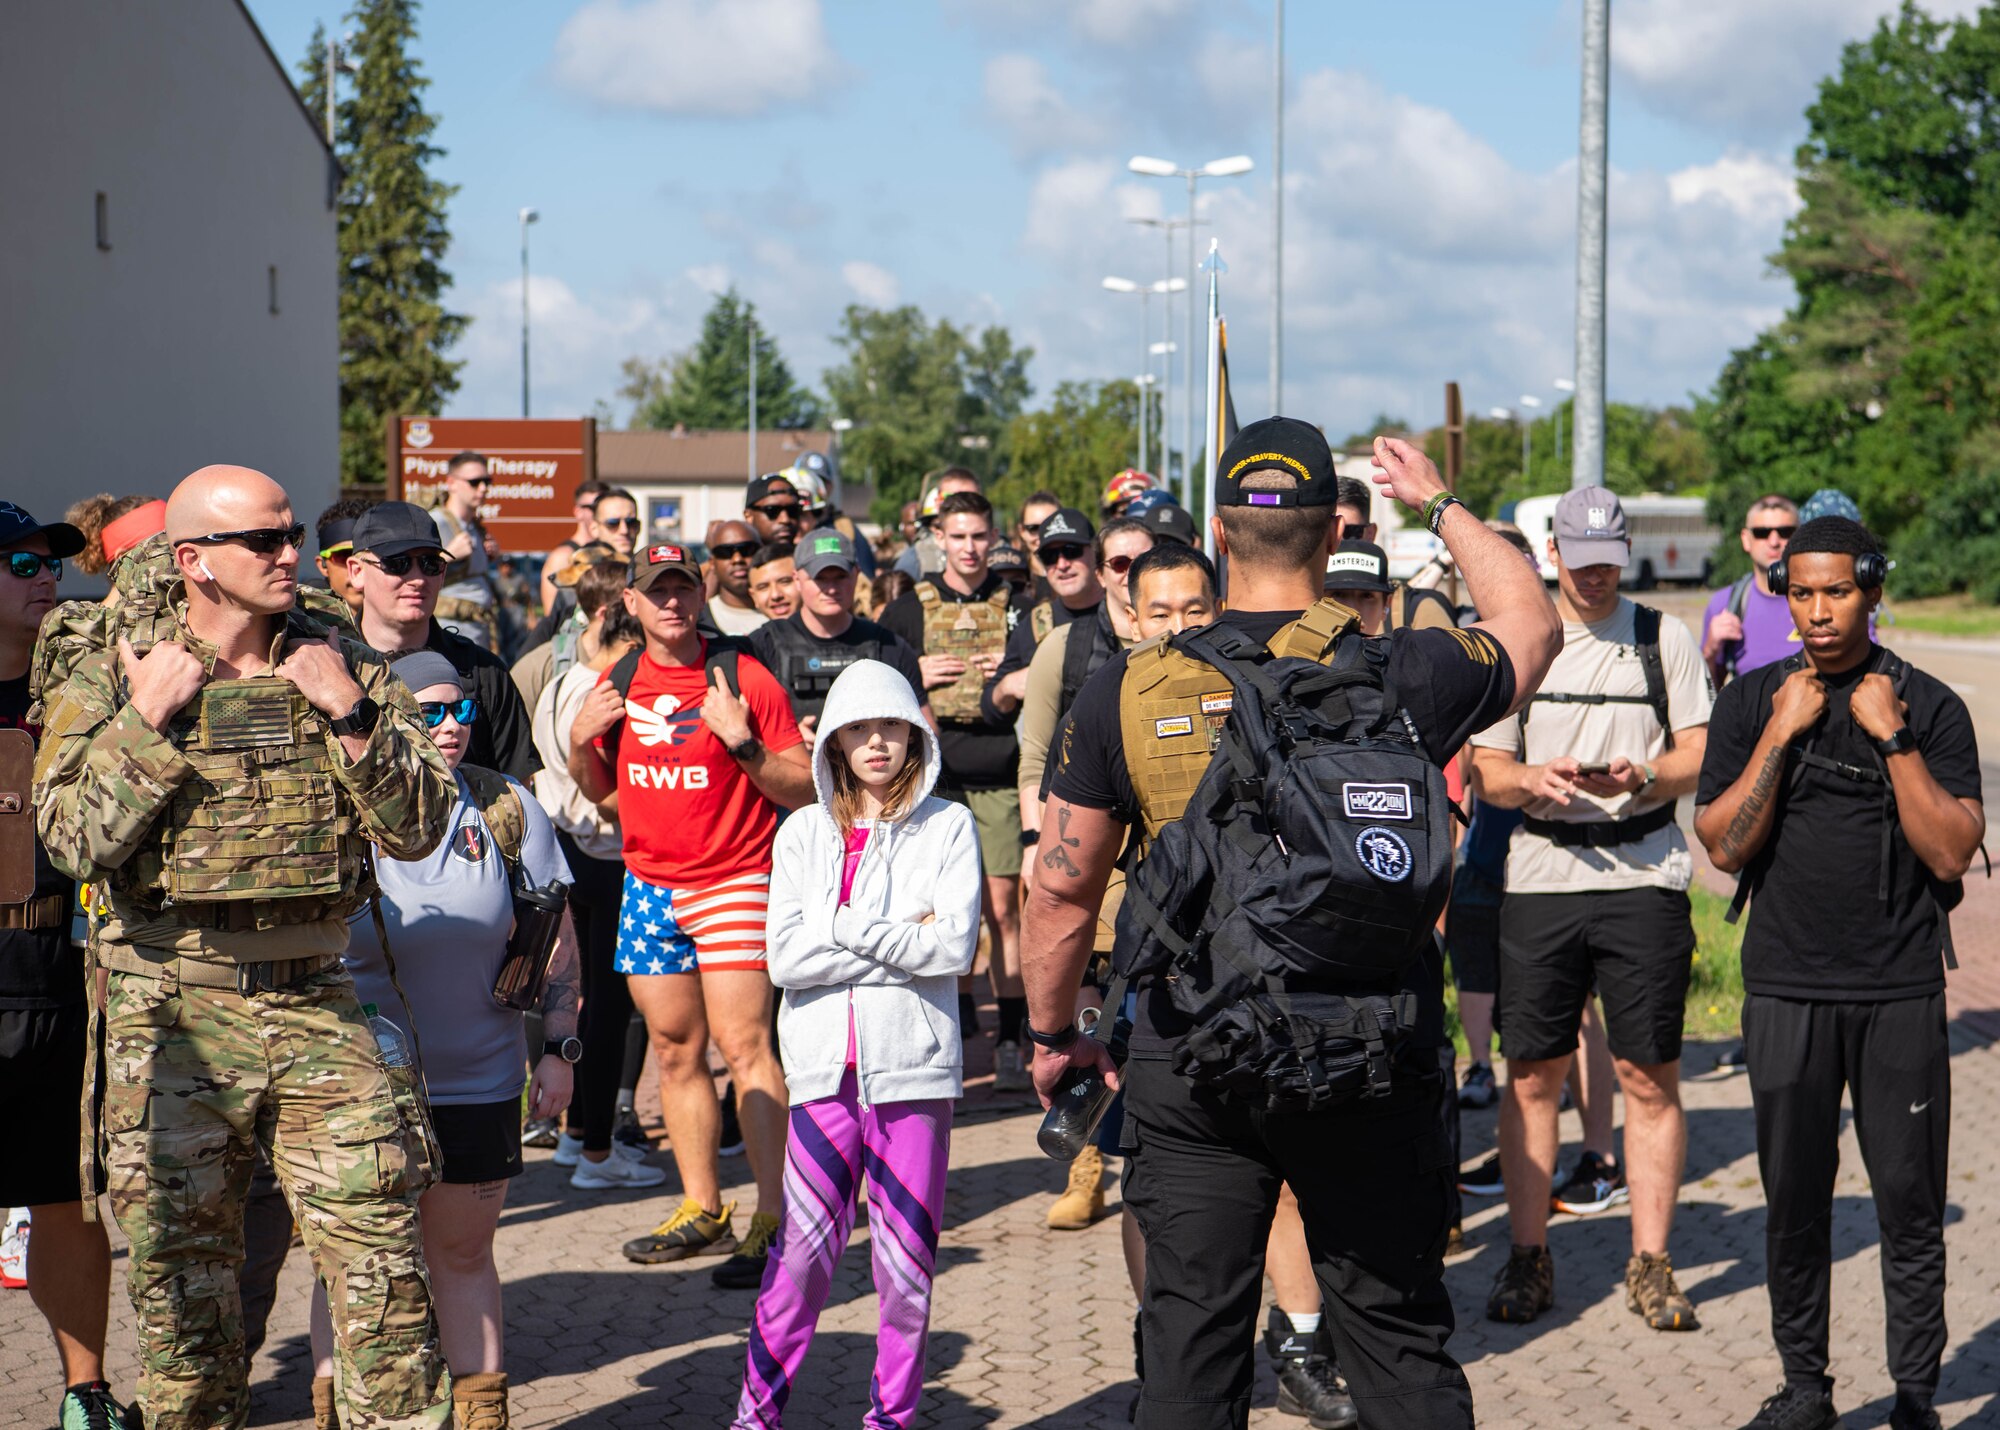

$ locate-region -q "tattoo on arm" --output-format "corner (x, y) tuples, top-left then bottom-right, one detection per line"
(539, 913), (582, 1037)
(1041, 805), (1084, 878)
(1719, 745), (1787, 866)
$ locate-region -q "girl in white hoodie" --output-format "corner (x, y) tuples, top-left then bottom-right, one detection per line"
(732, 660), (982, 1430)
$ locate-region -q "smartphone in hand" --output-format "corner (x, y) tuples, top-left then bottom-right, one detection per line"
(1576, 761), (1612, 776)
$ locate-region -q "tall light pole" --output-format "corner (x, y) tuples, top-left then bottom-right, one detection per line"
(1553, 376), (1576, 467)
(1130, 154), (1254, 505)
(518, 207), (539, 419)
(1573, 0), (1609, 488)
(1519, 394), (1542, 482)
(323, 37), (358, 144)
(1271, 0), (1285, 413)
(746, 305), (758, 484)
(1104, 276), (1186, 472)
(1129, 215), (1201, 488)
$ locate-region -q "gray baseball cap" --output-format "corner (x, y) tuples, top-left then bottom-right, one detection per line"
(795, 528), (857, 577)
(1553, 486), (1629, 569)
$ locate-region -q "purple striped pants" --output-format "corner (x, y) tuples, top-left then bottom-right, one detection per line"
(733, 1071), (953, 1430)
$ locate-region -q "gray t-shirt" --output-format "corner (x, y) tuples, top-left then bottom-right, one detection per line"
(433, 507), (496, 609)
(344, 770), (572, 1104)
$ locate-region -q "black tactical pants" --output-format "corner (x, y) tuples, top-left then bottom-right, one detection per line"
(1120, 1057), (1473, 1430)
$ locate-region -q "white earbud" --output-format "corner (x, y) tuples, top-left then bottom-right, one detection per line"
(197, 557), (216, 581)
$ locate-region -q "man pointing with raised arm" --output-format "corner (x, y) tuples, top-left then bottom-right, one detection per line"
(1021, 428), (1559, 1430)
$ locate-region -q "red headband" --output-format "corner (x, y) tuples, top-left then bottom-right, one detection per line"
(101, 500), (167, 563)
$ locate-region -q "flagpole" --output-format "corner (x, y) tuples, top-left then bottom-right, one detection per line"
(1201, 239), (1226, 563)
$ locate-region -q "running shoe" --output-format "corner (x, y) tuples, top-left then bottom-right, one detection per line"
(520, 1117), (560, 1149)
(557, 1131), (648, 1167)
(570, 1153), (666, 1191)
(1889, 1395), (1942, 1430)
(1485, 1243), (1554, 1323)
(1624, 1251), (1699, 1331)
(58, 1381), (138, 1430)
(621, 1198), (737, 1264)
(0, 1209), (28, 1289)
(1457, 1153), (1504, 1198)
(1551, 1150), (1629, 1215)
(992, 1039), (1032, 1093)
(612, 1106), (651, 1155)
(1263, 1307), (1358, 1428)
(1457, 1062), (1497, 1109)
(718, 1087), (745, 1158)
(1737, 1384), (1839, 1430)
(1717, 1042), (1749, 1073)
(710, 1211), (780, 1289)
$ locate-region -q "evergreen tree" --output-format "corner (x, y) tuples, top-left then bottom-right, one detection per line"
(634, 290), (820, 431)
(304, 0), (465, 486)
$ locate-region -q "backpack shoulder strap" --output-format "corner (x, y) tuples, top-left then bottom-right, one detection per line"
(1633, 603), (1674, 751)
(459, 764), (526, 881)
(1271, 598), (1359, 664)
(607, 648), (641, 697)
(704, 637), (744, 698)
(1727, 573), (1755, 618)
(915, 582), (940, 609)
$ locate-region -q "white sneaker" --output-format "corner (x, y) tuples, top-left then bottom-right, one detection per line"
(553, 1132), (585, 1167)
(571, 1155), (667, 1190)
(0, 1208), (29, 1289)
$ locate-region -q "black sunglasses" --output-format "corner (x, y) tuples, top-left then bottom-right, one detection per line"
(365, 551), (448, 578)
(1748, 525), (1797, 541)
(179, 524), (307, 556)
(599, 516), (642, 531)
(4, 552), (62, 580)
(418, 698), (479, 728)
(750, 501), (801, 519)
(458, 475), (492, 487)
(712, 540), (759, 560)
(1041, 543), (1089, 564)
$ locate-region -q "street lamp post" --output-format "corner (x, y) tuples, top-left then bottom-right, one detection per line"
(519, 207), (539, 419)
(1519, 394), (1542, 483)
(1553, 377), (1575, 467)
(1104, 276), (1186, 473)
(1130, 154), (1254, 506)
(1129, 215), (1200, 488)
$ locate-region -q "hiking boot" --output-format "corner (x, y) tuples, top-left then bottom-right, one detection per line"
(58, 1382), (137, 1430)
(452, 1370), (508, 1430)
(1889, 1393), (1942, 1430)
(621, 1198), (737, 1264)
(1263, 1307), (1358, 1428)
(1457, 1061), (1497, 1109)
(1457, 1152), (1504, 1198)
(993, 1039), (1032, 1093)
(1047, 1144), (1105, 1230)
(711, 1211), (780, 1289)
(1485, 1243), (1554, 1323)
(1551, 1150), (1629, 1216)
(1625, 1250), (1699, 1331)
(1737, 1383), (1839, 1430)
(309, 1376), (338, 1430)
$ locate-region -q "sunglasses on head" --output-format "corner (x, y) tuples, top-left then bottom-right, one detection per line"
(751, 501), (801, 519)
(1099, 553), (1137, 576)
(4, 552), (62, 580)
(418, 697), (478, 728)
(1749, 525), (1797, 541)
(1041, 543), (1089, 564)
(712, 540), (759, 560)
(179, 524), (307, 556)
(365, 551), (448, 578)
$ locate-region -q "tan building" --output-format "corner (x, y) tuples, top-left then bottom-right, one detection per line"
(596, 429), (871, 545)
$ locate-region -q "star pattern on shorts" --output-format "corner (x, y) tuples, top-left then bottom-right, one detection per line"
(616, 955), (636, 973)
(646, 957), (665, 974)
(644, 921), (661, 938)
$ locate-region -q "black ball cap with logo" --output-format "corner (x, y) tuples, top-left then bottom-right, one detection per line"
(1214, 417), (1339, 508)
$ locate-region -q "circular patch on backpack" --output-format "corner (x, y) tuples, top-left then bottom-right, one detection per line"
(1354, 826), (1413, 883)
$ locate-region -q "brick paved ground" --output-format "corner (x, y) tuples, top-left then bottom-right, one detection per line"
(6, 883), (1998, 1428)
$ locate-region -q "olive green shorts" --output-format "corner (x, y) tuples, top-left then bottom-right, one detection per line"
(941, 786), (1023, 878)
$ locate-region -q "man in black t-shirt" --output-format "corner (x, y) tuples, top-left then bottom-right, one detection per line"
(0, 503), (137, 1429)
(1023, 425), (1561, 1430)
(1695, 519), (1984, 1430)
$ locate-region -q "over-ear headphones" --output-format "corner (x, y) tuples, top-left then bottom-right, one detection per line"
(1766, 550), (1887, 594)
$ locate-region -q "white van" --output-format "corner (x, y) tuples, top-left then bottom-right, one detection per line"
(1511, 493), (1720, 589)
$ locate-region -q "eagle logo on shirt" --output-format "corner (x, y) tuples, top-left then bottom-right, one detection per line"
(625, 693), (705, 748)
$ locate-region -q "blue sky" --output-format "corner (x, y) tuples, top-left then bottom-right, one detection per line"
(245, 0), (1965, 443)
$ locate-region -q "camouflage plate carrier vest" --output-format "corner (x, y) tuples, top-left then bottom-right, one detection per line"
(1030, 600), (1057, 644)
(916, 582), (1013, 722)
(1118, 600), (1360, 849)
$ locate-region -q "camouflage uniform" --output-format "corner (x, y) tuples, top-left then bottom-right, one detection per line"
(33, 585), (456, 1430)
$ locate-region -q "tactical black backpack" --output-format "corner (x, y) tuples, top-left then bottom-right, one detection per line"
(1111, 622), (1453, 1110)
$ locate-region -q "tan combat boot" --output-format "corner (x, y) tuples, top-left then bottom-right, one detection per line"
(452, 1370), (509, 1430)
(310, 1375), (338, 1430)
(1046, 1143), (1105, 1230)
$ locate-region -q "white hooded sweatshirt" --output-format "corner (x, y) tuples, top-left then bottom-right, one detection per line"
(766, 659), (982, 1106)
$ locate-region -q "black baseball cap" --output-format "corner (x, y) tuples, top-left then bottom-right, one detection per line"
(0, 502), (85, 558)
(1214, 417), (1337, 507)
(1141, 502), (1197, 547)
(988, 542), (1027, 574)
(1325, 540), (1392, 594)
(745, 474), (800, 509)
(1034, 507), (1095, 556)
(353, 501), (448, 559)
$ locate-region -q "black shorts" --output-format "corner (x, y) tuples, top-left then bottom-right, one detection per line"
(0, 1005), (104, 1206)
(1445, 900), (1501, 997)
(429, 1097), (525, 1184)
(1497, 887), (1694, 1066)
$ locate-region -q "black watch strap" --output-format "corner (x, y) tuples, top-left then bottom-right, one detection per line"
(727, 733), (763, 762)
(542, 1037), (582, 1064)
(1025, 1021), (1078, 1051)
(329, 695), (380, 738)
(1875, 726), (1918, 757)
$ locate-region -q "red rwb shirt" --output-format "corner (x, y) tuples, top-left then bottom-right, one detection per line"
(597, 645), (803, 888)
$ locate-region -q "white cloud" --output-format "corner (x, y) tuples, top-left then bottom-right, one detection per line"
(551, 0), (844, 118)
(950, 0), (1197, 49)
(1612, 0), (1984, 136)
(841, 260), (900, 307)
(1667, 151), (1801, 229)
(982, 53), (1109, 158)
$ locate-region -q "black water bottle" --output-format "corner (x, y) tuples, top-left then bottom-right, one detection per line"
(492, 882), (570, 1011)
(1037, 1065), (1118, 1161)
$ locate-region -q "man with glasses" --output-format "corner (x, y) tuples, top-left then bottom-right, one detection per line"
(541, 479), (610, 612)
(1702, 495), (1801, 688)
(32, 465), (459, 1429)
(985, 508), (1101, 724)
(351, 502), (538, 783)
(1015, 489), (1062, 594)
(743, 475), (803, 549)
(0, 504), (143, 1430)
(705, 521), (767, 637)
(589, 488), (643, 562)
(314, 498), (375, 620)
(431, 450), (503, 652)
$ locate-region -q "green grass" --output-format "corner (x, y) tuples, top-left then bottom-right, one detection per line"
(1885, 595), (2000, 638)
(1442, 883), (1745, 1060)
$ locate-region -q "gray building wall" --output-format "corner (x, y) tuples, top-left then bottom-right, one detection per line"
(0, 1), (337, 543)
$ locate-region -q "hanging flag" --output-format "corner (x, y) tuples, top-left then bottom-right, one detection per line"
(1215, 317), (1240, 461)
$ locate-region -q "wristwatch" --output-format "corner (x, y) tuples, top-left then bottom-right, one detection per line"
(1025, 1021), (1079, 1051)
(542, 1037), (583, 1064)
(726, 733), (763, 762)
(1638, 762), (1658, 793)
(1875, 726), (1918, 757)
(329, 695), (380, 738)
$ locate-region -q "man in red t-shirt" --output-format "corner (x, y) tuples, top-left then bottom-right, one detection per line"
(569, 542), (812, 1286)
